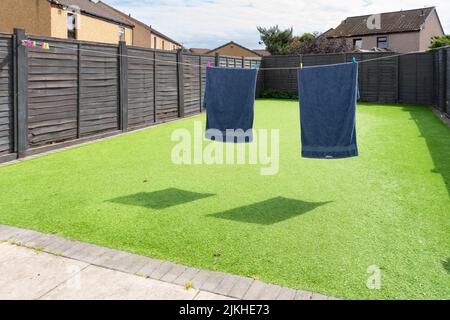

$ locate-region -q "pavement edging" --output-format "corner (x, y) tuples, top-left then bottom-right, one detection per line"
(0, 224), (338, 300)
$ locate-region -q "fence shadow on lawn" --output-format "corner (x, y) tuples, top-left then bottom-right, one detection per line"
(406, 106), (450, 197)
(210, 197), (331, 225)
(109, 188), (215, 210)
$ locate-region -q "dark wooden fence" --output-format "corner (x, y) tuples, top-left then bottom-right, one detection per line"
(260, 50), (447, 109)
(0, 29), (261, 163)
(0, 35), (12, 158)
(0, 28), (448, 164)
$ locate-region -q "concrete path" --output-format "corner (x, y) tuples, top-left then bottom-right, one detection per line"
(0, 225), (336, 300)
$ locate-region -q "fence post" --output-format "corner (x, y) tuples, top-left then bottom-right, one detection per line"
(396, 56), (400, 103)
(119, 41), (128, 131)
(177, 49), (185, 118)
(153, 50), (157, 122)
(215, 53), (219, 67)
(77, 43), (81, 138)
(199, 55), (202, 112)
(13, 28), (28, 158)
(445, 48), (449, 115)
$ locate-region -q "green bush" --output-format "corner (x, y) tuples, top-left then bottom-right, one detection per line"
(262, 89), (298, 100)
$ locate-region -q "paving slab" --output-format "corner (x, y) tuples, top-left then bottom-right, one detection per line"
(195, 291), (236, 300)
(160, 264), (187, 283)
(294, 290), (313, 300)
(151, 261), (175, 280)
(136, 258), (164, 278)
(41, 265), (199, 300)
(258, 284), (283, 300)
(276, 287), (297, 300)
(242, 280), (268, 300)
(200, 271), (227, 292)
(190, 269), (213, 289)
(173, 267), (201, 286)
(228, 276), (254, 299)
(0, 243), (88, 300)
(214, 274), (240, 296)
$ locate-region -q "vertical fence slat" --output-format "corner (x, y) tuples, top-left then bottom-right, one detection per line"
(153, 50), (157, 122)
(77, 43), (81, 138)
(14, 29), (28, 158)
(177, 50), (184, 118)
(446, 48), (450, 116)
(198, 55), (202, 112)
(119, 41), (128, 131)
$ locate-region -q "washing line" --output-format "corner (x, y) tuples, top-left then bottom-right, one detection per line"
(26, 40), (449, 71)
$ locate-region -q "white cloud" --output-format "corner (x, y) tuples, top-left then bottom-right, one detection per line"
(103, 0), (450, 49)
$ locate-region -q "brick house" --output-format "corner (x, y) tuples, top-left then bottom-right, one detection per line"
(324, 7), (445, 53)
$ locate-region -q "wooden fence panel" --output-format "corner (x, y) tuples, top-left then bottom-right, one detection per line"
(416, 53), (434, 105)
(0, 36), (13, 155)
(399, 55), (417, 104)
(182, 54), (201, 115)
(27, 39), (78, 146)
(79, 44), (119, 136)
(127, 48), (154, 127)
(263, 53), (398, 103)
(262, 55), (299, 93)
(155, 51), (178, 121)
(444, 48), (450, 117)
(446, 48), (450, 115)
(200, 56), (214, 110)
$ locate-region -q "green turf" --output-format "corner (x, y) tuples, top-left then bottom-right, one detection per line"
(0, 100), (449, 299)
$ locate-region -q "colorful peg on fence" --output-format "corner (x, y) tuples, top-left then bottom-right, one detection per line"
(300, 62), (303, 69)
(352, 56), (357, 63)
(207, 61), (213, 68)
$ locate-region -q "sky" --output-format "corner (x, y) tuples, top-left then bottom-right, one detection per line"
(104, 0), (450, 49)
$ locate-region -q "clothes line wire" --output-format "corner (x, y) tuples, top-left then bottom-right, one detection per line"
(30, 41), (449, 71)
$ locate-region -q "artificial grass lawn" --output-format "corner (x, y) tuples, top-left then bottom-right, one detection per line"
(0, 100), (449, 299)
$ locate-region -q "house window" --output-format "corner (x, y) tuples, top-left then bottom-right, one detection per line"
(162, 40), (165, 50)
(154, 37), (157, 49)
(118, 26), (125, 42)
(377, 37), (388, 49)
(67, 13), (76, 39)
(353, 39), (362, 50)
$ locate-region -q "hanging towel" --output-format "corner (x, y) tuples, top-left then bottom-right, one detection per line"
(298, 63), (359, 159)
(204, 67), (258, 143)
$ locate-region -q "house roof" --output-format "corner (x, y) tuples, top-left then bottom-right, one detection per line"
(96, 1), (182, 46)
(48, 0), (134, 27)
(184, 48), (212, 55)
(252, 49), (271, 56)
(326, 7), (441, 38)
(207, 41), (263, 57)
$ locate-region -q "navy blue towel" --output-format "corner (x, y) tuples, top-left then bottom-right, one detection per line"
(204, 67), (258, 143)
(298, 63), (359, 159)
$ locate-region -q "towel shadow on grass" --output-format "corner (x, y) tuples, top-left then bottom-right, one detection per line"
(210, 197), (331, 225)
(109, 188), (214, 210)
(443, 258), (450, 274)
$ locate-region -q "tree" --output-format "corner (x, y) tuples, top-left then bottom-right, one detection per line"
(299, 32), (315, 42)
(288, 34), (352, 55)
(429, 35), (450, 50)
(257, 25), (293, 55)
